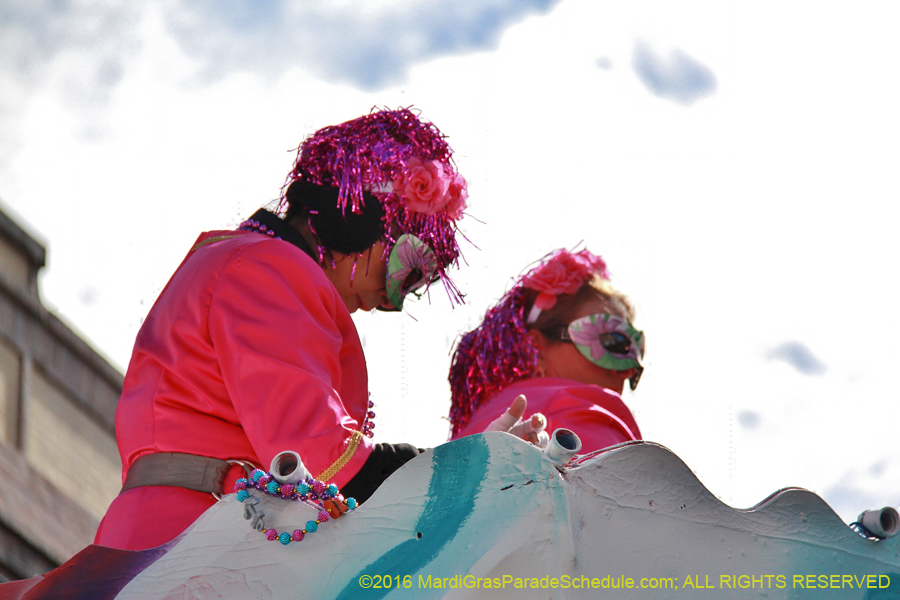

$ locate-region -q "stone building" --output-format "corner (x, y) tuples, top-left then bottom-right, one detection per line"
(0, 205), (123, 582)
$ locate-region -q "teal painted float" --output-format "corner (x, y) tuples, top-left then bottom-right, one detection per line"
(5, 433), (899, 599)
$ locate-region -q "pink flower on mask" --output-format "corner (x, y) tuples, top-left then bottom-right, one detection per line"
(394, 158), (451, 215)
(444, 173), (468, 219)
(568, 318), (613, 361)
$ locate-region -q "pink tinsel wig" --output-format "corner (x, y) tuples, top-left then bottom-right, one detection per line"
(448, 249), (609, 436)
(280, 107), (467, 303)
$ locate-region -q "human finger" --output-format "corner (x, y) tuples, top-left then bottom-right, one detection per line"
(485, 395), (527, 432)
(508, 411), (547, 438)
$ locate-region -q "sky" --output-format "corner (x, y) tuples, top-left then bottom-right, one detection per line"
(1, 0), (899, 525)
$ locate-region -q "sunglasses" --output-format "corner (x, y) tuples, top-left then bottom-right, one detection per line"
(546, 313), (645, 390)
(382, 233), (439, 311)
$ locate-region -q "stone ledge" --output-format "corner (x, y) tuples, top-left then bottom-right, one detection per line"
(0, 272), (122, 431)
(0, 441), (99, 565)
(0, 207), (45, 270)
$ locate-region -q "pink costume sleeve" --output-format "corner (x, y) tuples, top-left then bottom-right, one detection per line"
(208, 240), (373, 488)
(454, 378), (642, 455)
(541, 384), (641, 453)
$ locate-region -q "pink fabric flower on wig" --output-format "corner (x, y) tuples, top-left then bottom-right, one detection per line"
(521, 249), (609, 310)
(444, 173), (468, 219)
(393, 158), (452, 214)
(570, 250), (610, 281)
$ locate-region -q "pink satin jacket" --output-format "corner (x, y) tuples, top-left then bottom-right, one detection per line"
(95, 230), (373, 550)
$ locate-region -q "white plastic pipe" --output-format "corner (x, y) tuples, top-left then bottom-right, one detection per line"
(269, 451), (311, 485)
(545, 428), (582, 464)
(858, 507), (900, 539)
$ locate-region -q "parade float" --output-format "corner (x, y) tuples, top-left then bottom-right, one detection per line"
(2, 430), (898, 599)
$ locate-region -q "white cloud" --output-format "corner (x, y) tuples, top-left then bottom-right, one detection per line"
(632, 41), (717, 105)
(766, 341), (827, 375)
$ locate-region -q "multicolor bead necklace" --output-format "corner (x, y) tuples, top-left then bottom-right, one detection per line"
(236, 468), (357, 545)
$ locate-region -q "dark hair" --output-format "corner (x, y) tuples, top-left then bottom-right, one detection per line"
(284, 180), (385, 255)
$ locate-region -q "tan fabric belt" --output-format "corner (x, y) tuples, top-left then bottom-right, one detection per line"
(121, 452), (253, 495)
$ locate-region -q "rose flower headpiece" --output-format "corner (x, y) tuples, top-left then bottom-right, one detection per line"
(448, 249), (612, 436)
(280, 107), (468, 308)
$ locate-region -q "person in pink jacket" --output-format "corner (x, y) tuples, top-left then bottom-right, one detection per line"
(449, 248), (644, 453)
(95, 108), (486, 550)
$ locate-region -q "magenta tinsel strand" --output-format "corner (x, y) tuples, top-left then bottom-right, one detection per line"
(381, 198), (463, 303)
(448, 286), (537, 436)
(281, 107), (464, 295)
